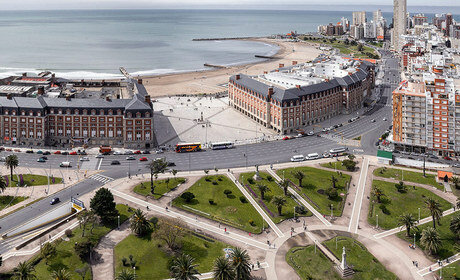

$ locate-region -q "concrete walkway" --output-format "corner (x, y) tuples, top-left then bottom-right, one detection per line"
(418, 253), (460, 277)
(348, 158), (369, 233)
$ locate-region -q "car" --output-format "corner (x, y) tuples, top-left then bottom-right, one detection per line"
(383, 117), (387, 121)
(453, 163), (460, 168)
(25, 150), (34, 154)
(43, 151), (51, 155)
(61, 151), (69, 155)
(444, 156), (453, 161)
(142, 150), (151, 154)
(282, 136), (291, 140)
(95, 154), (104, 158)
(139, 157), (148, 161)
(37, 158), (46, 162)
(126, 156), (135, 160)
(14, 149), (21, 152)
(59, 162), (71, 167)
(375, 141), (380, 146)
(124, 150), (134, 155)
(50, 197), (60, 205)
(0, 157), (6, 162)
(167, 162), (176, 166)
(113, 151), (123, 155)
(307, 131), (315, 136)
(54, 151), (61, 155)
(322, 128), (328, 132)
(111, 160), (121, 165)
(371, 119), (376, 123)
(69, 151), (77, 155)
(333, 124), (339, 129)
(322, 152), (331, 158)
(80, 157), (90, 161)
(78, 150), (87, 155)
(134, 150), (142, 154)
(36, 150), (43, 154)
(40, 156), (48, 160)
(154, 149), (164, 154)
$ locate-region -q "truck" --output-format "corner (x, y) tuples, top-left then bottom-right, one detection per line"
(99, 146), (112, 154)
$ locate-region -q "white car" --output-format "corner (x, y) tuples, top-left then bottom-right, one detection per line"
(80, 157), (90, 161)
(95, 154), (104, 158)
(113, 151), (122, 155)
(383, 117), (387, 121)
(0, 157), (5, 162)
(307, 131), (314, 136)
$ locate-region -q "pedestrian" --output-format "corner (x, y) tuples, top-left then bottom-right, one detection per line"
(224, 227), (227, 233)
(257, 261), (260, 268)
(416, 262), (418, 268)
(165, 206), (168, 211)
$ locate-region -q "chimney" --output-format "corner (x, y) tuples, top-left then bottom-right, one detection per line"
(268, 87), (274, 97)
(138, 78), (143, 84)
(66, 95), (71, 101)
(296, 85), (301, 89)
(279, 63), (284, 68)
(264, 71), (268, 74)
(37, 86), (45, 95)
(7, 93), (12, 100)
(275, 69), (279, 72)
(145, 95), (151, 104)
(235, 74), (240, 80)
(292, 61), (298, 65)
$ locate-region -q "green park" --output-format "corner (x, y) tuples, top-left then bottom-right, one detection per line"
(133, 177), (186, 199)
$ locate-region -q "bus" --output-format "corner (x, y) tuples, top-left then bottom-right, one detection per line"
(329, 147), (348, 156)
(175, 143), (202, 153)
(209, 141), (234, 150)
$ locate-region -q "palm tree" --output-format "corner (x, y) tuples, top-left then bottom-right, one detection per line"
(279, 179), (290, 196)
(450, 214), (460, 239)
(0, 176), (7, 193)
(40, 242), (56, 265)
(148, 158), (168, 195)
(130, 208), (151, 236)
(230, 247), (252, 280)
(12, 261), (37, 280)
(452, 176), (460, 189)
(398, 213), (418, 237)
(170, 254), (200, 280)
(272, 196), (287, 216)
(372, 187), (385, 203)
(50, 268), (71, 280)
(115, 270), (136, 280)
(330, 175), (338, 189)
(420, 227), (441, 255)
(5, 155), (19, 183)
(456, 197), (460, 210)
(425, 198), (443, 229)
(212, 256), (235, 280)
(292, 171), (305, 187)
(257, 184), (270, 200)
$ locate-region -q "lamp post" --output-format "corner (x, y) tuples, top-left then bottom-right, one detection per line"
(330, 204), (333, 219)
(117, 215), (120, 230)
(413, 233), (416, 249)
(418, 207), (421, 223)
(376, 214), (379, 229)
(293, 206), (296, 220)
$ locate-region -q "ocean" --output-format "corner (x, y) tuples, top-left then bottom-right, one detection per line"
(0, 9), (458, 79)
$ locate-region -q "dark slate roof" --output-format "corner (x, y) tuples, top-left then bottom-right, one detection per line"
(0, 97), (18, 108)
(14, 97), (46, 109)
(43, 97), (128, 109)
(134, 82), (148, 97)
(125, 94), (152, 111)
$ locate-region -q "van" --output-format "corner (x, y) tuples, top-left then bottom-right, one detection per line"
(290, 155), (305, 162)
(306, 153), (319, 160)
(59, 161), (71, 168)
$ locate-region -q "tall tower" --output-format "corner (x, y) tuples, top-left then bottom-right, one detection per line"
(393, 0), (407, 52)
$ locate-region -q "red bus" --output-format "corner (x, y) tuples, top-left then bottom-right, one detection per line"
(175, 143), (202, 153)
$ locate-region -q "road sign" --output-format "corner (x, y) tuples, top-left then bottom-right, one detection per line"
(71, 197), (85, 212)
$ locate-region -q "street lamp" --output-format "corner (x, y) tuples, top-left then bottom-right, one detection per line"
(330, 204), (333, 219)
(376, 214), (379, 228)
(413, 233), (416, 249)
(293, 206), (296, 220)
(418, 208), (420, 223)
(117, 215), (120, 230)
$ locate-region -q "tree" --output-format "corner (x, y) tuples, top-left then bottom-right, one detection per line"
(348, 154), (355, 161)
(5, 154), (18, 182)
(74, 240), (93, 261)
(181, 192), (195, 203)
(50, 268), (71, 280)
(148, 158), (168, 195)
(257, 184), (270, 200)
(425, 198), (443, 229)
(172, 169), (178, 179)
(272, 196), (287, 216)
(457, 197), (460, 210)
(130, 208), (151, 237)
(90, 188), (119, 225)
(115, 270), (137, 280)
(292, 170), (305, 187)
(326, 187), (338, 200)
(0, 176), (6, 193)
(372, 187), (385, 203)
(450, 214), (460, 239)
(395, 181), (407, 193)
(75, 265), (89, 280)
(212, 256), (235, 280)
(420, 227), (441, 255)
(204, 170), (209, 175)
(398, 213), (417, 237)
(357, 43), (364, 51)
(279, 179), (290, 196)
(12, 261), (36, 280)
(452, 177), (460, 189)
(341, 159), (356, 171)
(40, 242), (56, 265)
(169, 254), (200, 280)
(77, 211), (97, 237)
(154, 217), (186, 251)
(230, 247), (252, 280)
(330, 175), (338, 189)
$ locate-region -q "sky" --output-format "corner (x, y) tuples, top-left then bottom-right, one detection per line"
(1, 0), (459, 10)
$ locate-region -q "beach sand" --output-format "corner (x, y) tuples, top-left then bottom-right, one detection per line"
(140, 38), (324, 97)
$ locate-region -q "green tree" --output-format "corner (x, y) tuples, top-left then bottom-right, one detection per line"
(77, 210), (97, 237)
(12, 261), (36, 280)
(395, 181), (407, 193)
(398, 213), (418, 237)
(292, 170), (305, 187)
(5, 154), (18, 182)
(420, 227), (441, 255)
(450, 214), (460, 239)
(372, 187), (385, 203)
(272, 196), (287, 216)
(357, 43), (364, 51)
(181, 191), (195, 203)
(230, 247), (252, 280)
(90, 188), (119, 224)
(130, 208), (151, 237)
(148, 158), (168, 195)
(50, 268), (71, 280)
(452, 176), (460, 189)
(257, 184), (270, 200)
(40, 242), (56, 265)
(75, 265), (89, 280)
(74, 240), (93, 261)
(330, 175), (338, 189)
(425, 198), (443, 229)
(170, 254), (200, 280)
(115, 270), (137, 280)
(341, 159), (356, 171)
(154, 217), (186, 250)
(279, 179), (290, 196)
(456, 197), (460, 209)
(212, 256), (235, 280)
(0, 176), (7, 193)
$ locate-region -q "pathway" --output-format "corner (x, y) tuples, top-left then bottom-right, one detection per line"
(348, 158), (369, 233)
(417, 253), (460, 277)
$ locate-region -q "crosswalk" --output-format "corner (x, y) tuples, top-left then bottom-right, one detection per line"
(88, 174), (114, 184)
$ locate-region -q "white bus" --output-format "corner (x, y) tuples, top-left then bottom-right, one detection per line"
(209, 141), (234, 150)
(290, 155), (305, 162)
(329, 147), (348, 155)
(306, 153), (320, 160)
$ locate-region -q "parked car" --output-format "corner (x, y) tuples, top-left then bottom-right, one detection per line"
(282, 136), (291, 140)
(124, 150), (134, 155)
(307, 131), (315, 136)
(142, 150), (151, 154)
(78, 150), (87, 155)
(0, 157), (6, 162)
(383, 117), (387, 121)
(95, 154), (104, 158)
(25, 150), (34, 154)
(69, 151), (77, 155)
(50, 197), (60, 205)
(37, 158), (46, 163)
(134, 150), (142, 154)
(54, 151), (61, 155)
(80, 157), (90, 161)
(40, 156), (48, 160)
(14, 149), (21, 152)
(139, 157), (148, 161)
(111, 160), (121, 165)
(61, 151), (69, 155)
(113, 151), (123, 155)
(126, 156), (135, 160)
(154, 149), (164, 154)
(167, 162), (176, 167)
(371, 119), (376, 123)
(43, 151), (51, 155)
(36, 150), (43, 154)
(444, 156), (453, 161)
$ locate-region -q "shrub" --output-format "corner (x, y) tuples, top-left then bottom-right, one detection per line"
(266, 175), (273, 182)
(209, 199), (215, 205)
(224, 190), (232, 196)
(181, 191), (195, 203)
(218, 177), (223, 181)
(379, 204), (390, 215)
(239, 196), (247, 203)
(248, 219), (255, 226)
(122, 257), (128, 266)
(395, 181), (407, 193)
(247, 178), (255, 184)
(342, 159), (356, 171)
(326, 187), (338, 200)
(205, 177), (211, 182)
(212, 181), (218, 185)
(295, 205), (308, 215)
(150, 216), (159, 228)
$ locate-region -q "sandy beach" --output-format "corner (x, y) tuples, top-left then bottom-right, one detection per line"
(140, 38), (324, 97)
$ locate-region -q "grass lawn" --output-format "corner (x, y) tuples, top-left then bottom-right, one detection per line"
(0, 195), (27, 210)
(172, 175), (263, 233)
(133, 177), (186, 199)
(323, 236), (398, 280)
(436, 262), (460, 279)
(240, 172), (312, 223)
(4, 174), (62, 187)
(286, 246), (341, 280)
(397, 214), (460, 260)
(302, 37), (379, 59)
(115, 231), (228, 279)
(373, 167), (440, 190)
(32, 204), (132, 280)
(320, 161), (350, 172)
(368, 180), (452, 230)
(276, 167), (351, 216)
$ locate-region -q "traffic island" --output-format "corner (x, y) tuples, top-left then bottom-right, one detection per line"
(133, 177), (186, 199)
